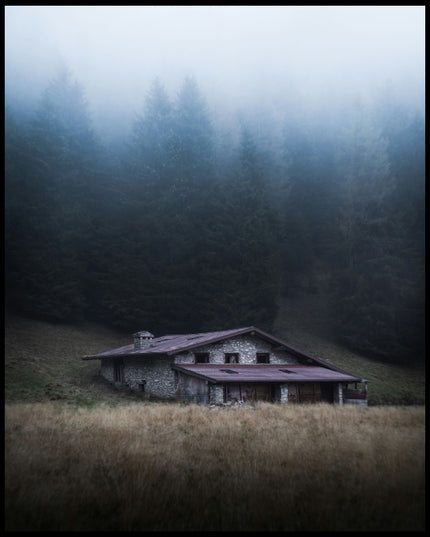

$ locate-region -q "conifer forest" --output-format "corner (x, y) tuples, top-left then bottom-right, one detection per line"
(5, 7), (425, 364)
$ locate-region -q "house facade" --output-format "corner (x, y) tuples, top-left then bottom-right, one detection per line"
(83, 327), (368, 406)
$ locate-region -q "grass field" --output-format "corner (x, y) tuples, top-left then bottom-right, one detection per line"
(5, 402), (425, 531)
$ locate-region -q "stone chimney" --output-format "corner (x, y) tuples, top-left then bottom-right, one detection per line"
(133, 331), (154, 350)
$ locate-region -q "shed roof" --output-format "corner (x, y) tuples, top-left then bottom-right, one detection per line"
(171, 364), (362, 384)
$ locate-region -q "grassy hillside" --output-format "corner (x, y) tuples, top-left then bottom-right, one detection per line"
(273, 294), (425, 405)
(5, 297), (425, 405)
(5, 313), (133, 406)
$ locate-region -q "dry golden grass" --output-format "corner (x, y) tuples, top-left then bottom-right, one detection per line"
(5, 402), (425, 531)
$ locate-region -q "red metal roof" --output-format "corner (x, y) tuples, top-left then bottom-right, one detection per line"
(171, 364), (362, 383)
(82, 326), (362, 380)
(84, 327), (255, 359)
(83, 326), (331, 364)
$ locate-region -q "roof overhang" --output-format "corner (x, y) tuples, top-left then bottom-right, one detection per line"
(171, 364), (362, 384)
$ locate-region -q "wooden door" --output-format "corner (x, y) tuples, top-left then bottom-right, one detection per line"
(254, 383), (272, 401)
(225, 384), (241, 403)
(225, 383), (273, 403)
(288, 383), (298, 403)
(321, 383), (334, 403)
(298, 383), (321, 403)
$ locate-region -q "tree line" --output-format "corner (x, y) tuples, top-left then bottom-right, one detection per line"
(5, 70), (425, 363)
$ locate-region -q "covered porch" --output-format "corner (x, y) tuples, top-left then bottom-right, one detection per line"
(171, 364), (366, 405)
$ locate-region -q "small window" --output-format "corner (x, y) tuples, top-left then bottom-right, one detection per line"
(256, 353), (270, 364)
(225, 353), (239, 364)
(194, 352), (210, 364)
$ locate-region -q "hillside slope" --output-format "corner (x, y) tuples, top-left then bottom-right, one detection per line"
(5, 314), (133, 405)
(5, 301), (425, 406)
(273, 294), (425, 405)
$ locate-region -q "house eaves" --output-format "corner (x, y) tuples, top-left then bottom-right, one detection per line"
(171, 364), (363, 384)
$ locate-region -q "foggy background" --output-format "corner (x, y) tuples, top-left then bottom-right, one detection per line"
(5, 6), (425, 143)
(5, 6), (425, 364)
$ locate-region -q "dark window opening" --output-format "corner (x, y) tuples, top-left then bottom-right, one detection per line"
(113, 358), (124, 383)
(195, 352), (210, 364)
(256, 353), (270, 364)
(225, 353), (239, 364)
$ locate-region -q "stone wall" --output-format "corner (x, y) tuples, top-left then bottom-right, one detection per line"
(125, 355), (176, 398)
(100, 355), (176, 399)
(174, 334), (302, 365)
(209, 384), (224, 405)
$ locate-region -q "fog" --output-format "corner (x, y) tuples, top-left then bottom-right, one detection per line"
(5, 6), (425, 142)
(5, 6), (426, 362)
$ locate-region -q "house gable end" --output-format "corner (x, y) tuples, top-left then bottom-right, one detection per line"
(169, 327), (337, 370)
(173, 331), (307, 367)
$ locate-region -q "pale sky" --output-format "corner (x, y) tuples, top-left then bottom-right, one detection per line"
(5, 6), (425, 136)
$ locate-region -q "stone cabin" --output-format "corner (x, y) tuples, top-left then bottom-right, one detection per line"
(83, 326), (368, 406)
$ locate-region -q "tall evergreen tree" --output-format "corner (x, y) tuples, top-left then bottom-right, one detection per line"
(5, 106), (33, 313)
(330, 102), (419, 360)
(279, 117), (340, 294)
(202, 126), (279, 330)
(128, 78), (174, 191)
(371, 101), (425, 361)
(110, 76), (218, 332)
(6, 69), (101, 320)
(170, 76), (214, 197)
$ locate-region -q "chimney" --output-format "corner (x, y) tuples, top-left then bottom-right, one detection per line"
(133, 331), (154, 350)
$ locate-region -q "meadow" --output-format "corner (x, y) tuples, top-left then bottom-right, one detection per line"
(5, 402), (425, 532)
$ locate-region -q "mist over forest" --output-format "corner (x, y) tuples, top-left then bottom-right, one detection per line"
(5, 6), (425, 364)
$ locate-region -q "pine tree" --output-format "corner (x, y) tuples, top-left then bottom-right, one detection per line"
(279, 117), (340, 295)
(128, 77), (174, 190)
(330, 102), (416, 360)
(170, 76), (214, 197)
(202, 126), (279, 330)
(6, 69), (101, 321)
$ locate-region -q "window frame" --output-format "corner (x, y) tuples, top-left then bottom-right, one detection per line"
(256, 352), (270, 364)
(194, 352), (210, 364)
(224, 352), (239, 364)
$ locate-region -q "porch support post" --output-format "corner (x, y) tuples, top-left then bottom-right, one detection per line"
(280, 383), (289, 404)
(334, 382), (344, 405)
